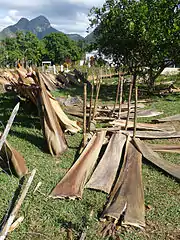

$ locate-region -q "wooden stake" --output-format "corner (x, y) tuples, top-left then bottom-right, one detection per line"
(88, 81), (94, 132)
(112, 74), (121, 115)
(79, 232), (86, 240)
(125, 78), (134, 130)
(0, 169), (36, 240)
(83, 83), (87, 147)
(0, 102), (20, 151)
(118, 75), (124, 119)
(109, 68), (112, 79)
(133, 86), (138, 139)
(105, 67), (107, 78)
(92, 76), (101, 121)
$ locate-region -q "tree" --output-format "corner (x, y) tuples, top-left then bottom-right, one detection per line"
(16, 31), (44, 65)
(89, 0), (180, 87)
(1, 37), (22, 67)
(1, 31), (44, 67)
(43, 32), (82, 64)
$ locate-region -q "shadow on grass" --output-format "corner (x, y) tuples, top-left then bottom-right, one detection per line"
(0, 92), (46, 152)
(10, 129), (46, 152)
(0, 92), (40, 129)
(57, 216), (90, 236)
(142, 158), (180, 183)
(53, 79), (158, 104)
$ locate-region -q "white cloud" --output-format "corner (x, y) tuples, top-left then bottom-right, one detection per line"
(0, 0), (105, 35)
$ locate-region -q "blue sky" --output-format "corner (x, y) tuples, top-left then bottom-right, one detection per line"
(0, 0), (105, 36)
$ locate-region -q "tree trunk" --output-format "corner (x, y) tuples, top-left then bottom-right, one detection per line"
(148, 68), (155, 90)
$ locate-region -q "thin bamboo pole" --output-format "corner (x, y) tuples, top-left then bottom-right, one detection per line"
(83, 83), (87, 147)
(109, 68), (112, 79)
(112, 74), (121, 115)
(133, 85), (138, 139)
(118, 75), (124, 119)
(88, 80), (94, 132)
(92, 74), (101, 121)
(125, 77), (134, 130)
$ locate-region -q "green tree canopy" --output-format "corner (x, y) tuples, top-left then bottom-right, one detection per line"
(43, 32), (82, 64)
(89, 0), (180, 87)
(1, 31), (44, 66)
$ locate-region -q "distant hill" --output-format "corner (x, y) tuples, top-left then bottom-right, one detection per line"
(66, 34), (84, 41)
(0, 15), (85, 41)
(85, 31), (96, 44)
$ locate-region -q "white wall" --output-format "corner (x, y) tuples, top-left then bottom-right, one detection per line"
(161, 68), (180, 75)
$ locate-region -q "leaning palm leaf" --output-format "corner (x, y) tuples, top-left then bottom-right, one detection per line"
(0, 141), (28, 177)
(134, 138), (180, 180)
(101, 142), (145, 228)
(34, 71), (67, 156)
(86, 132), (126, 194)
(50, 131), (106, 199)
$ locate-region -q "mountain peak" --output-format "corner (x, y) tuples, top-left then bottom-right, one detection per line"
(17, 17), (29, 23)
(0, 15), (85, 41)
(30, 15), (50, 25)
(15, 17), (29, 29)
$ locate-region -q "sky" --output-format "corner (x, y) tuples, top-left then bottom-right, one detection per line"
(0, 0), (105, 37)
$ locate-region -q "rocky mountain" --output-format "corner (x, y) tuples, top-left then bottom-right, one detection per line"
(0, 15), (85, 41)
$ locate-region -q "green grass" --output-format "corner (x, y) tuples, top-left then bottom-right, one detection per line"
(0, 77), (180, 240)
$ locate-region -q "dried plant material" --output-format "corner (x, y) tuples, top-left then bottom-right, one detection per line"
(0, 77), (10, 85)
(50, 131), (106, 199)
(155, 114), (180, 122)
(121, 130), (180, 139)
(110, 120), (175, 132)
(134, 138), (180, 180)
(0, 102), (20, 151)
(86, 132), (126, 193)
(35, 72), (67, 156)
(8, 216), (24, 233)
(0, 141), (28, 177)
(33, 182), (42, 194)
(39, 73), (57, 91)
(101, 142), (145, 228)
(47, 92), (81, 134)
(130, 110), (163, 118)
(0, 169), (36, 240)
(101, 136), (130, 220)
(147, 144), (180, 153)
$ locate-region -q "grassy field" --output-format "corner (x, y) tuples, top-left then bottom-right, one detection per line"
(0, 75), (180, 240)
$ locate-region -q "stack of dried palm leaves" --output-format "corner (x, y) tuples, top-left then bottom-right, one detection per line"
(49, 73), (180, 237)
(0, 67), (81, 156)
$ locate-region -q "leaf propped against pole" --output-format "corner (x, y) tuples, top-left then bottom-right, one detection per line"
(50, 131), (106, 199)
(134, 138), (180, 181)
(86, 132), (126, 194)
(101, 141), (145, 228)
(35, 71), (67, 156)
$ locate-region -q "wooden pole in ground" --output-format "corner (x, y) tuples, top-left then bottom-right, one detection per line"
(112, 74), (121, 115)
(125, 77), (134, 130)
(88, 77), (94, 132)
(109, 68), (112, 79)
(0, 169), (36, 240)
(83, 83), (87, 147)
(133, 85), (138, 139)
(118, 75), (124, 119)
(105, 67), (107, 78)
(92, 73), (101, 121)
